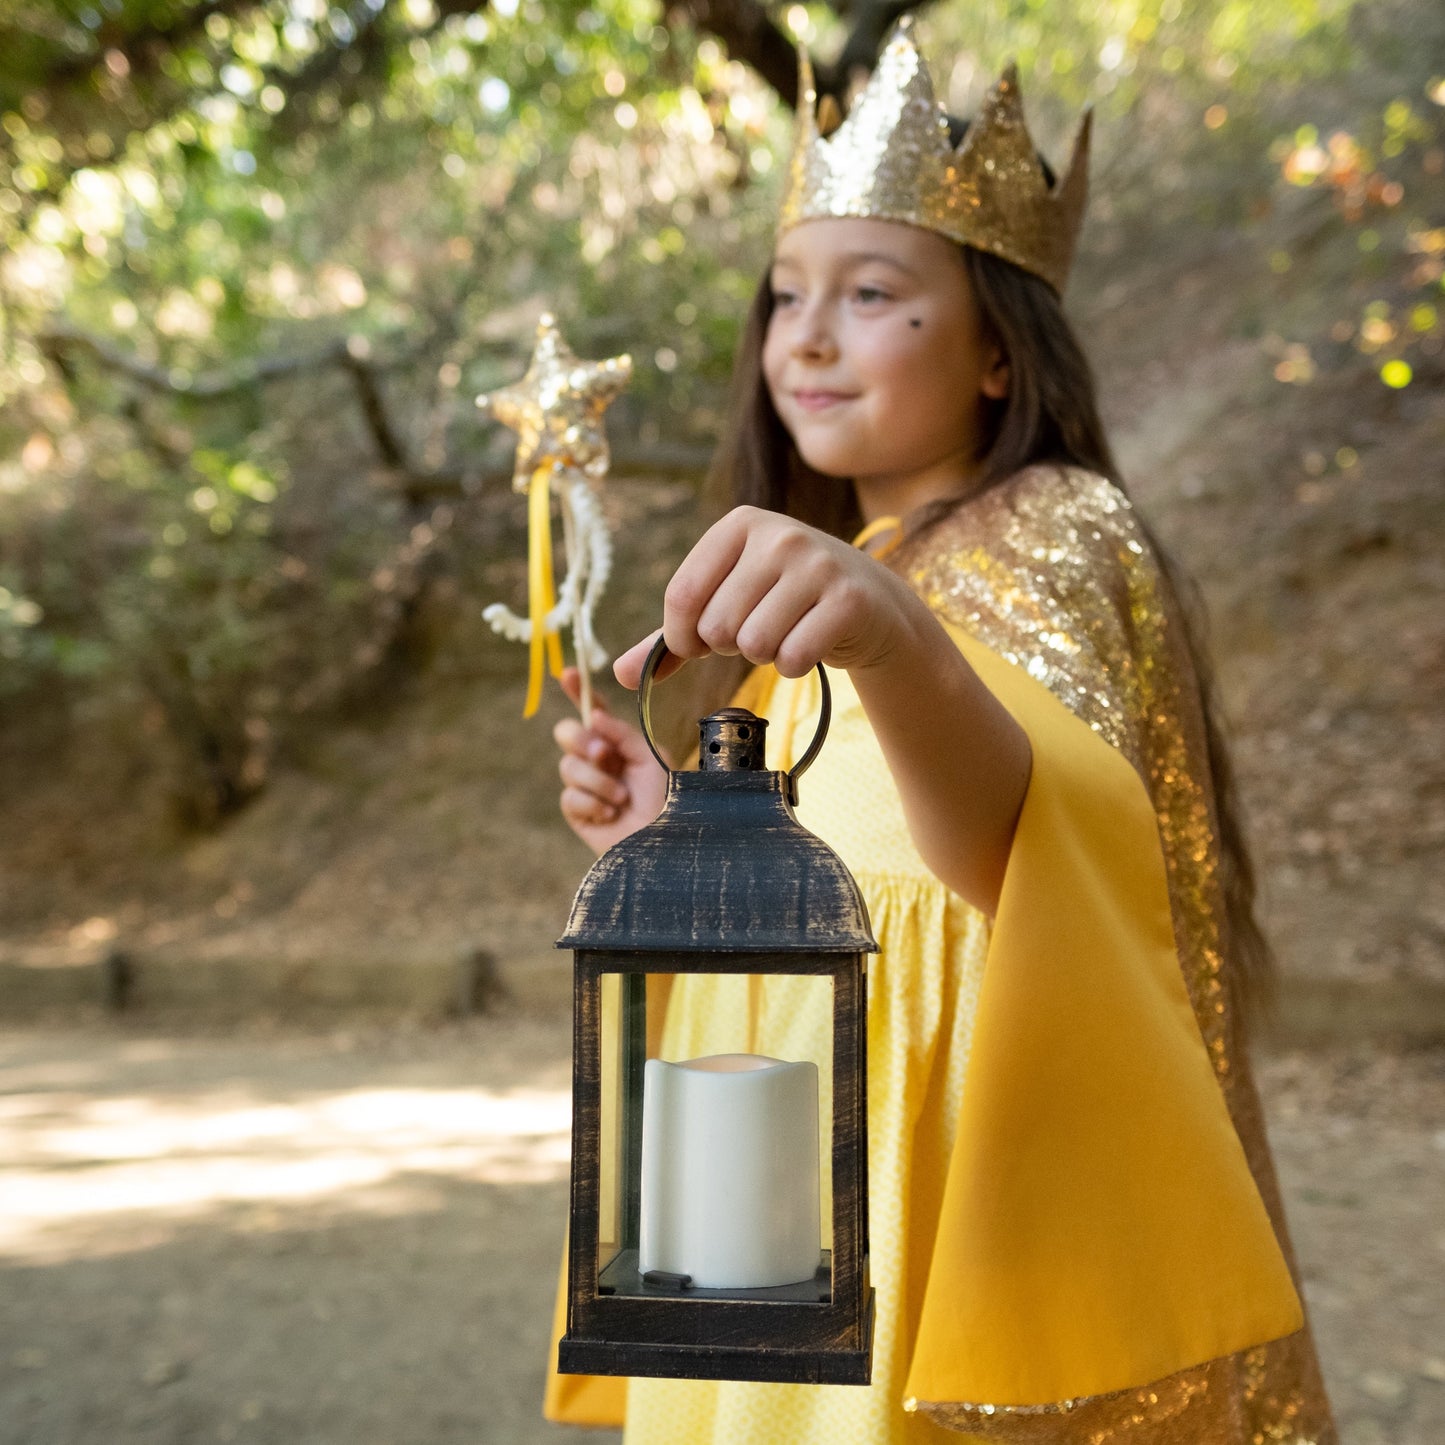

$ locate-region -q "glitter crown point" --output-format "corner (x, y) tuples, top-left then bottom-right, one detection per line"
(779, 19), (1091, 294)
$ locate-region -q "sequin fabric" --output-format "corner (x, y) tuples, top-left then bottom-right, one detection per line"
(778, 19), (1091, 294)
(891, 465), (1337, 1443)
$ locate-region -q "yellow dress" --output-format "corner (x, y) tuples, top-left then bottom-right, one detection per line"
(546, 467), (1337, 1443)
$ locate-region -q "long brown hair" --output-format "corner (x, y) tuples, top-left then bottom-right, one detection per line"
(705, 239), (1275, 1025)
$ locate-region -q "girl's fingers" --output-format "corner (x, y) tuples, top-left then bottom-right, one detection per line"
(554, 715), (600, 760)
(767, 602), (836, 678)
(559, 753), (629, 806)
(552, 721), (606, 774)
(693, 549), (792, 659)
(556, 668), (654, 765)
(586, 700), (644, 751)
(729, 563), (840, 669)
(614, 509), (859, 688)
(555, 718), (629, 782)
(561, 786), (618, 826)
(660, 513), (752, 661)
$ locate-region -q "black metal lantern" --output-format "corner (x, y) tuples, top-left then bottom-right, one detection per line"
(557, 637), (878, 1385)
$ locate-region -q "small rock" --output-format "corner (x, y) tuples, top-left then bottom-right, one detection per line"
(142, 1359), (186, 1388)
(1421, 1358), (1445, 1384)
(456, 946), (509, 1016)
(1359, 1369), (1409, 1408)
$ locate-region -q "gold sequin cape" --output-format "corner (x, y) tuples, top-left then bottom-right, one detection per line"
(544, 466), (1336, 1442)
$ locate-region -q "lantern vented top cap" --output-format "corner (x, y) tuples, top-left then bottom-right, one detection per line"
(637, 636), (830, 801)
(699, 708), (767, 772)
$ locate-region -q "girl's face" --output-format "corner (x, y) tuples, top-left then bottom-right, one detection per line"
(762, 218), (1009, 520)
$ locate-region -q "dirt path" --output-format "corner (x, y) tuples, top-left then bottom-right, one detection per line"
(0, 1017), (1441, 1445)
(0, 1015), (614, 1445)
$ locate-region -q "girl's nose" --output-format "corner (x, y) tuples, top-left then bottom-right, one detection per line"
(792, 308), (838, 362)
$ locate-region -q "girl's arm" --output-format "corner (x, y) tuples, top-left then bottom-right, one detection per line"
(614, 506), (1031, 916)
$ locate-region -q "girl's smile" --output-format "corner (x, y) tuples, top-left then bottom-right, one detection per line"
(762, 217), (1010, 522)
(789, 388), (860, 411)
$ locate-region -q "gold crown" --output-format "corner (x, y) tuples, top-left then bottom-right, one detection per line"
(778, 19), (1092, 294)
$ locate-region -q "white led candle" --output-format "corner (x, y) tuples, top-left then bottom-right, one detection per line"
(639, 1053), (821, 1290)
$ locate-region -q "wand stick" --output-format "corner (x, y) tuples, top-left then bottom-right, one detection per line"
(558, 487), (594, 729)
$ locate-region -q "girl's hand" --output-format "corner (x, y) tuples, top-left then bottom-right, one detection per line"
(609, 505), (1032, 917)
(554, 667), (669, 856)
(614, 506), (912, 687)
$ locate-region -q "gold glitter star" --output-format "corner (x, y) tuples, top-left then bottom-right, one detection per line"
(477, 313), (632, 492)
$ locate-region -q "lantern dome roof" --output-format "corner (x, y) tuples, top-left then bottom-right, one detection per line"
(558, 769), (877, 954)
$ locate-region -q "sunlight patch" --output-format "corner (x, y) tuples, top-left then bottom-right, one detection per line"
(0, 1084), (572, 1264)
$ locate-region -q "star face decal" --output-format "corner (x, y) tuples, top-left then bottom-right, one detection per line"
(477, 313), (632, 492)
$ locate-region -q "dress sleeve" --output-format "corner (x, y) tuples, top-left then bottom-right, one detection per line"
(900, 624), (1303, 1427)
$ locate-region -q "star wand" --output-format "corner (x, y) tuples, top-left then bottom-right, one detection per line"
(477, 314), (632, 725)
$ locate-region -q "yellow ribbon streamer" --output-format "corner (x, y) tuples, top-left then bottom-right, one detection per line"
(525, 464), (566, 718)
(850, 514), (904, 557)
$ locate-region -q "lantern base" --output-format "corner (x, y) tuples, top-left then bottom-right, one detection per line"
(600, 1247), (833, 1303)
(559, 1291), (875, 1385)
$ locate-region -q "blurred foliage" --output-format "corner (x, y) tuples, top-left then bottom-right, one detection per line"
(0, 0), (1440, 824)
(1266, 77), (1445, 401)
(0, 0), (784, 822)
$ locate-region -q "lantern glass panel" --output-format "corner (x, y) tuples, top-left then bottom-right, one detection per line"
(596, 968), (834, 1305)
(596, 970), (644, 1284)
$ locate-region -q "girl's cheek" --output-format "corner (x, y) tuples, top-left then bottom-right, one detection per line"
(760, 330), (787, 391)
(866, 318), (930, 368)
(884, 305), (932, 341)
(762, 375), (782, 419)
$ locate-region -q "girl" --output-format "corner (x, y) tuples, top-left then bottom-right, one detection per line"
(547, 24), (1336, 1444)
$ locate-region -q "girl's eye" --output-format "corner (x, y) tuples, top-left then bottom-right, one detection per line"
(853, 285), (891, 305)
(771, 288), (801, 308)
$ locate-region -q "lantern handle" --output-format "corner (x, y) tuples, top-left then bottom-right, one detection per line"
(637, 633), (831, 801)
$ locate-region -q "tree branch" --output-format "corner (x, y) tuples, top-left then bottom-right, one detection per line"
(38, 324), (712, 509)
(265, 1), (490, 140)
(663, 0), (932, 108)
(339, 339), (409, 470)
(666, 0), (801, 107)
(262, 2), (392, 137)
(8, 1), (471, 174)
(37, 323), (463, 499)
(817, 0), (930, 97)
(400, 440), (713, 501)
(42, 1), (264, 91)
(38, 325), (354, 398)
